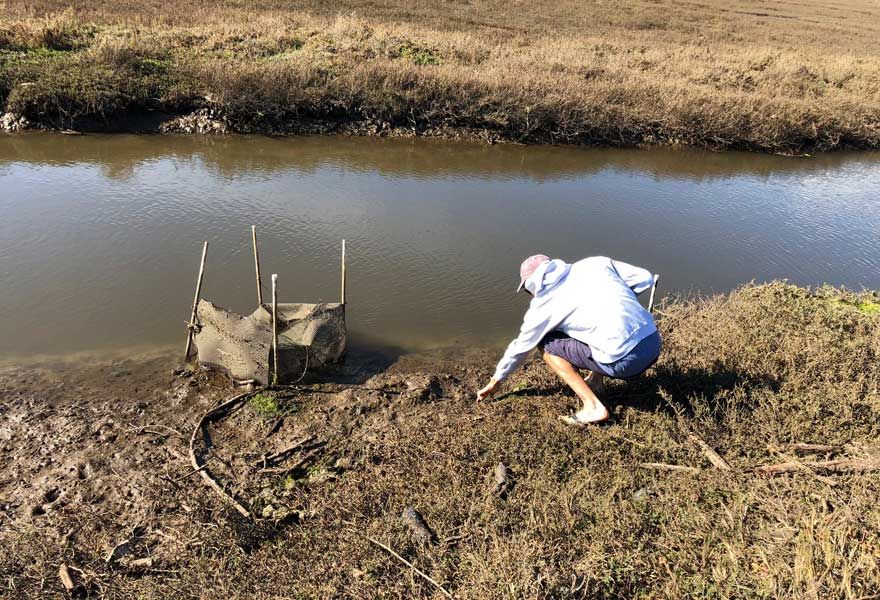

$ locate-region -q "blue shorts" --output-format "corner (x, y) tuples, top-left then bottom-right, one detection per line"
(539, 330), (662, 380)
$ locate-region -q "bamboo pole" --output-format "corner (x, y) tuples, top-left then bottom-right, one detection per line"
(340, 239), (346, 305)
(252, 225), (263, 306)
(648, 273), (660, 313)
(184, 241), (208, 362)
(271, 273), (279, 385)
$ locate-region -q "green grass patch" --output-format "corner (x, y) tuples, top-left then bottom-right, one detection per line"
(828, 297), (880, 316)
(396, 41), (440, 66)
(248, 392), (281, 416)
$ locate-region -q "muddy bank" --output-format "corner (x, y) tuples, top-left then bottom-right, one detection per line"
(1, 283), (879, 598)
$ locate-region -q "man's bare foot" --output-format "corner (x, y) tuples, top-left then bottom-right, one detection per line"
(558, 402), (610, 426)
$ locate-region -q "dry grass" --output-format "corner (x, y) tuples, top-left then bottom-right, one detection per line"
(1, 282), (879, 598)
(1, 0), (878, 151)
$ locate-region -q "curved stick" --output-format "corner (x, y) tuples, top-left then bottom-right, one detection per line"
(188, 391), (252, 518)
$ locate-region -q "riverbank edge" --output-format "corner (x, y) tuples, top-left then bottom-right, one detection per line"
(2, 107), (877, 154)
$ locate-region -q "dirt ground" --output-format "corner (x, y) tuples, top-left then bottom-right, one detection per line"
(1, 283), (879, 599)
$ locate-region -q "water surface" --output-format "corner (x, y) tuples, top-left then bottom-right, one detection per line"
(1, 134), (879, 359)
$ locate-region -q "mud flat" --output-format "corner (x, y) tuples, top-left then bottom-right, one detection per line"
(1, 282), (878, 598)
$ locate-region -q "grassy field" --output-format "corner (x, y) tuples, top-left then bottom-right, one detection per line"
(1, 282), (879, 598)
(1, 0), (879, 151)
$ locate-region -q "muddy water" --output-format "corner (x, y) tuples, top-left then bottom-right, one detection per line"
(1, 133), (879, 359)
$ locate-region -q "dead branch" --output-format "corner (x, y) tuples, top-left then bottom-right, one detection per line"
(688, 433), (731, 470)
(639, 462), (700, 473)
(189, 391), (252, 518)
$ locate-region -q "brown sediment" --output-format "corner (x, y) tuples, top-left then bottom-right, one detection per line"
(1, 1), (879, 152)
(1, 282), (878, 597)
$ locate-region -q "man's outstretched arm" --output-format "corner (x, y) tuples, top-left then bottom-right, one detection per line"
(612, 259), (654, 294)
(477, 309), (555, 400)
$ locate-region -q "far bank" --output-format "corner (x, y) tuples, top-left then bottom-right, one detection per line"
(2, 0), (879, 153)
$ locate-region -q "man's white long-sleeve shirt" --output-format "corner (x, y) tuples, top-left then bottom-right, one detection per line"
(492, 256), (656, 381)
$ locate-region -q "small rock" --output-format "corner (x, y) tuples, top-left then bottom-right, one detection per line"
(105, 540), (131, 563)
(632, 488), (651, 502)
(401, 507), (436, 546)
(493, 462), (514, 498)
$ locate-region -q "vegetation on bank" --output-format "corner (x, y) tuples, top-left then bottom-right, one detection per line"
(1, 0), (879, 152)
(1, 282), (879, 598)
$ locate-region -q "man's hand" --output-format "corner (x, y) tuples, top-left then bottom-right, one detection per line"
(476, 378), (500, 401)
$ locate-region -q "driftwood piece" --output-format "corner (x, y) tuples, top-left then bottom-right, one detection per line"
(639, 462), (700, 473)
(401, 507), (436, 546)
(753, 458), (880, 476)
(688, 434), (731, 470)
(493, 462), (513, 497)
(189, 392), (252, 518)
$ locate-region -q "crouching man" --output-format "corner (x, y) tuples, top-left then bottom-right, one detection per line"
(476, 255), (661, 425)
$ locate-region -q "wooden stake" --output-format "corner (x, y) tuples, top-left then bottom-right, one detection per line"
(272, 273), (279, 385)
(648, 273), (660, 313)
(252, 225), (263, 306)
(341, 239), (347, 305)
(184, 241), (208, 362)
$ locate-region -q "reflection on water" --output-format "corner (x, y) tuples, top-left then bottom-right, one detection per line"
(1, 133), (879, 358)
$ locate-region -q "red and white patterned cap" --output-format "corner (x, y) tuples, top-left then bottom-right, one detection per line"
(516, 254), (550, 292)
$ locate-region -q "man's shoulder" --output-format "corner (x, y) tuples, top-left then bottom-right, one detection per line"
(573, 256), (612, 269)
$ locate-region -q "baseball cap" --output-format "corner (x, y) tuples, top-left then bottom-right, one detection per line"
(516, 254), (550, 292)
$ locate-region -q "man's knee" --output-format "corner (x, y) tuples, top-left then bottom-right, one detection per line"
(543, 350), (569, 370)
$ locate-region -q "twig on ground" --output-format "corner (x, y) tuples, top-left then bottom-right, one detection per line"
(172, 460), (211, 483)
(767, 443), (840, 455)
(265, 416), (284, 438)
(688, 433), (731, 470)
(262, 436), (316, 465)
(359, 533), (454, 599)
(639, 462), (700, 473)
(257, 447), (322, 476)
(753, 457), (880, 475)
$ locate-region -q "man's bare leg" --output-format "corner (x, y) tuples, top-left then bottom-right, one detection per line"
(543, 352), (609, 424)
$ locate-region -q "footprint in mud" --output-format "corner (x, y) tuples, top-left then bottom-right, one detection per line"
(44, 487), (61, 503)
(75, 462), (94, 480)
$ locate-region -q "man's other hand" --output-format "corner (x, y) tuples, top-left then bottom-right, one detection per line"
(476, 378), (500, 401)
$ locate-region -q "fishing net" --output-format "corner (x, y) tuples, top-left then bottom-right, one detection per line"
(193, 300), (346, 384)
